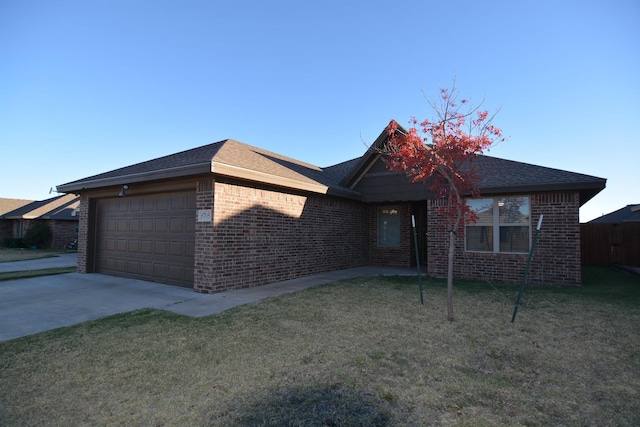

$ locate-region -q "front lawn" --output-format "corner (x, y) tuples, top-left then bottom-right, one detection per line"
(0, 249), (68, 263)
(1, 267), (638, 426)
(0, 267), (77, 281)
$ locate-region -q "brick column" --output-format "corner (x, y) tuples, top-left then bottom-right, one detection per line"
(76, 194), (89, 273)
(194, 179), (215, 292)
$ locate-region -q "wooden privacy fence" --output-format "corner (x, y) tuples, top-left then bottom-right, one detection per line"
(581, 223), (640, 267)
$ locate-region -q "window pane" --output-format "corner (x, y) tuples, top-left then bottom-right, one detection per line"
(499, 197), (530, 224)
(499, 226), (529, 252)
(378, 208), (400, 247)
(467, 198), (493, 223)
(466, 226), (493, 251)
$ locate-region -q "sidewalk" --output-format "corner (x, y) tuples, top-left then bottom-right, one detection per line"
(0, 265), (418, 341)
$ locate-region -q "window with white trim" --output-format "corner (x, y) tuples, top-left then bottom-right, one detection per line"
(377, 207), (400, 247)
(465, 196), (530, 253)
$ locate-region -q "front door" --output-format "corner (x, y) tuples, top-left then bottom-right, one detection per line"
(410, 201), (427, 267)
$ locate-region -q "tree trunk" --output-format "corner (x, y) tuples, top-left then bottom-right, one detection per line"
(446, 228), (455, 321)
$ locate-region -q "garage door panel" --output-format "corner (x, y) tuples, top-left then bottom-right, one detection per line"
(130, 198), (141, 212)
(170, 217), (185, 232)
(127, 260), (139, 274)
(140, 262), (152, 276)
(186, 242), (195, 257)
(153, 264), (167, 277)
(95, 191), (196, 288)
(171, 194), (185, 209)
(154, 241), (167, 255)
(116, 259), (126, 271)
(185, 267), (194, 282)
(128, 240), (139, 252)
(141, 219), (154, 232)
(105, 219), (117, 232)
(105, 238), (116, 251)
(169, 241), (184, 256)
(157, 196), (169, 210)
(141, 240), (153, 253)
(129, 219), (140, 232)
(106, 200), (118, 213)
(116, 219), (127, 232)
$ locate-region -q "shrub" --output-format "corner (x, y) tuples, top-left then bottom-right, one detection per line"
(23, 223), (52, 249)
(2, 237), (25, 248)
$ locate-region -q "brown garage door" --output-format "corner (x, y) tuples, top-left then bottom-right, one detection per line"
(95, 191), (196, 287)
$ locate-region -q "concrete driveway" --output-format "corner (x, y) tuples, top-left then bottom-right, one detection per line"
(0, 258), (417, 341)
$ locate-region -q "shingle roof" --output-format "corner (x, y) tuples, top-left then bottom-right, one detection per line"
(57, 139), (360, 198)
(471, 155), (605, 204)
(0, 194), (79, 220)
(337, 122), (606, 206)
(0, 198), (33, 216)
(56, 126), (606, 206)
(588, 204), (640, 224)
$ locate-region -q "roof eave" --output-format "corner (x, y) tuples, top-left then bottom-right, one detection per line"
(57, 160), (361, 201)
(57, 162), (214, 193)
(479, 180), (606, 206)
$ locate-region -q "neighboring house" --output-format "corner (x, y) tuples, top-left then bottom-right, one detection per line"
(57, 123), (606, 291)
(0, 194), (80, 249)
(587, 204), (640, 224)
(0, 198), (33, 240)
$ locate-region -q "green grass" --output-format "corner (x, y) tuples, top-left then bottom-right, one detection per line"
(1, 267), (639, 426)
(0, 267), (78, 281)
(0, 249), (69, 263)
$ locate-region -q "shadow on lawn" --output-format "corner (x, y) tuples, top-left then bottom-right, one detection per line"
(213, 383), (396, 426)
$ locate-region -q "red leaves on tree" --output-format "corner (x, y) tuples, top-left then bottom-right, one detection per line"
(384, 88), (504, 227)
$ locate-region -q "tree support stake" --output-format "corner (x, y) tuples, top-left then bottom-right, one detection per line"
(511, 214), (543, 323)
(412, 215), (424, 305)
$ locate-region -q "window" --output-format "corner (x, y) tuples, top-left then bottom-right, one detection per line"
(378, 207), (400, 247)
(466, 196), (530, 253)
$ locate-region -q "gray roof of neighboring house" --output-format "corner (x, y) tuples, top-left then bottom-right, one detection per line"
(588, 204), (640, 224)
(0, 194), (80, 221)
(57, 124), (606, 205)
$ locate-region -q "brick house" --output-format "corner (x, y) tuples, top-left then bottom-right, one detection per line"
(0, 194), (80, 249)
(57, 124), (605, 291)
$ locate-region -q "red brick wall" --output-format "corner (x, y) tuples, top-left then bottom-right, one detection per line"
(77, 194), (89, 273)
(49, 220), (78, 250)
(368, 203), (412, 267)
(17, 219), (75, 249)
(194, 179), (369, 293)
(194, 179), (215, 292)
(0, 220), (13, 245)
(427, 192), (581, 285)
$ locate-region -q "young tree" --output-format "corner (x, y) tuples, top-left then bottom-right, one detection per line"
(383, 87), (504, 321)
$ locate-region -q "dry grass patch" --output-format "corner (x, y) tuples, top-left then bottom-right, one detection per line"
(1, 267), (639, 426)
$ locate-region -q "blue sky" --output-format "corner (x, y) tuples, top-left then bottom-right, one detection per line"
(1, 0), (638, 222)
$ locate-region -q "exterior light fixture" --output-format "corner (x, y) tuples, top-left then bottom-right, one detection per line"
(118, 185), (129, 197)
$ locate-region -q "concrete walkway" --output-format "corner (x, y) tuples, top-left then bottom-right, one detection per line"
(0, 264), (417, 341)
